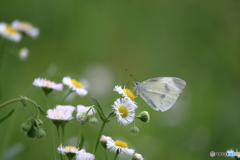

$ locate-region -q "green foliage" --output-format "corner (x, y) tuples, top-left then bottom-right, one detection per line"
(0, 109), (14, 124)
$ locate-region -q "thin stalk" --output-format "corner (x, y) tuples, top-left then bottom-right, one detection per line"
(51, 123), (57, 160)
(58, 89), (73, 104)
(0, 97), (39, 117)
(104, 149), (108, 160)
(76, 123), (84, 147)
(113, 150), (120, 160)
(92, 120), (107, 155)
(61, 123), (65, 145)
(56, 125), (63, 160)
(0, 38), (7, 99)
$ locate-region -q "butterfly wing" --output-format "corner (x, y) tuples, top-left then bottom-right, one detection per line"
(136, 77), (186, 112)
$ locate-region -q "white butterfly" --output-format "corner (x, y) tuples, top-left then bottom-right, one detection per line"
(134, 77), (186, 112)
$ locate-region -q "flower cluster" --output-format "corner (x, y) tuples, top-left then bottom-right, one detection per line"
(113, 85), (138, 125)
(20, 117), (46, 139)
(0, 20), (39, 42)
(2, 75), (152, 160)
(32, 76), (88, 96)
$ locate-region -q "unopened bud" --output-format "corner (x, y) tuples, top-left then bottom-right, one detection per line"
(76, 112), (88, 123)
(89, 117), (98, 126)
(26, 127), (37, 139)
(35, 128), (46, 139)
(129, 126), (139, 136)
(20, 117), (34, 132)
(136, 111), (150, 123)
(132, 153), (144, 160)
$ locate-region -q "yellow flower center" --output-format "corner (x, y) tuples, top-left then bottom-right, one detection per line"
(54, 112), (61, 118)
(5, 25), (17, 35)
(44, 80), (52, 86)
(123, 89), (136, 101)
(71, 79), (83, 88)
(114, 140), (128, 148)
(65, 146), (78, 151)
(118, 105), (128, 118)
(20, 21), (33, 30)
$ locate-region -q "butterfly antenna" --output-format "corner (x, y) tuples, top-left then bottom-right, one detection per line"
(125, 69), (137, 81)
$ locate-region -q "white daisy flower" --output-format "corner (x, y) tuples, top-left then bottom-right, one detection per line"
(114, 85), (136, 101)
(19, 47), (29, 60)
(100, 135), (113, 142)
(100, 135), (113, 148)
(0, 22), (22, 42)
(56, 105), (76, 113)
(57, 144), (79, 155)
(33, 78), (63, 91)
(76, 149), (95, 160)
(77, 105), (96, 116)
(133, 153), (144, 160)
(62, 76), (88, 96)
(112, 98), (137, 125)
(107, 139), (135, 155)
(46, 105), (75, 120)
(11, 20), (39, 38)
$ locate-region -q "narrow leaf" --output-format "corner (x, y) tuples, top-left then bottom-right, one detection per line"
(107, 111), (116, 118)
(0, 109), (15, 123)
(23, 108), (34, 116)
(92, 97), (104, 113)
(92, 97), (106, 121)
(38, 105), (47, 116)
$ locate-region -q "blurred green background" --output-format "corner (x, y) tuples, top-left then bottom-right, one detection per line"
(1, 0), (240, 159)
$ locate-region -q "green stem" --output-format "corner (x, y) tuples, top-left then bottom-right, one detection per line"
(58, 89), (73, 104)
(92, 120), (107, 155)
(76, 123), (83, 147)
(56, 125), (63, 160)
(61, 123), (65, 145)
(0, 38), (7, 99)
(106, 117), (117, 121)
(104, 149), (108, 160)
(56, 125), (61, 145)
(42, 90), (50, 109)
(113, 150), (120, 160)
(0, 97), (40, 117)
(51, 123), (57, 160)
(92, 111), (116, 155)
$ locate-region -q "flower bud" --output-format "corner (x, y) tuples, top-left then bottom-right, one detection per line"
(35, 128), (46, 139)
(89, 117), (98, 126)
(76, 112), (88, 123)
(136, 111), (150, 123)
(20, 117), (34, 132)
(20, 122), (32, 132)
(26, 127), (37, 139)
(132, 153), (144, 160)
(129, 126), (139, 136)
(35, 118), (43, 126)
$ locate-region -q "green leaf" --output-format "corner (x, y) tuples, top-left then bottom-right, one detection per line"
(92, 97), (104, 113)
(0, 109), (15, 124)
(78, 133), (85, 149)
(38, 105), (46, 116)
(106, 111), (116, 122)
(23, 108), (34, 116)
(92, 97), (106, 121)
